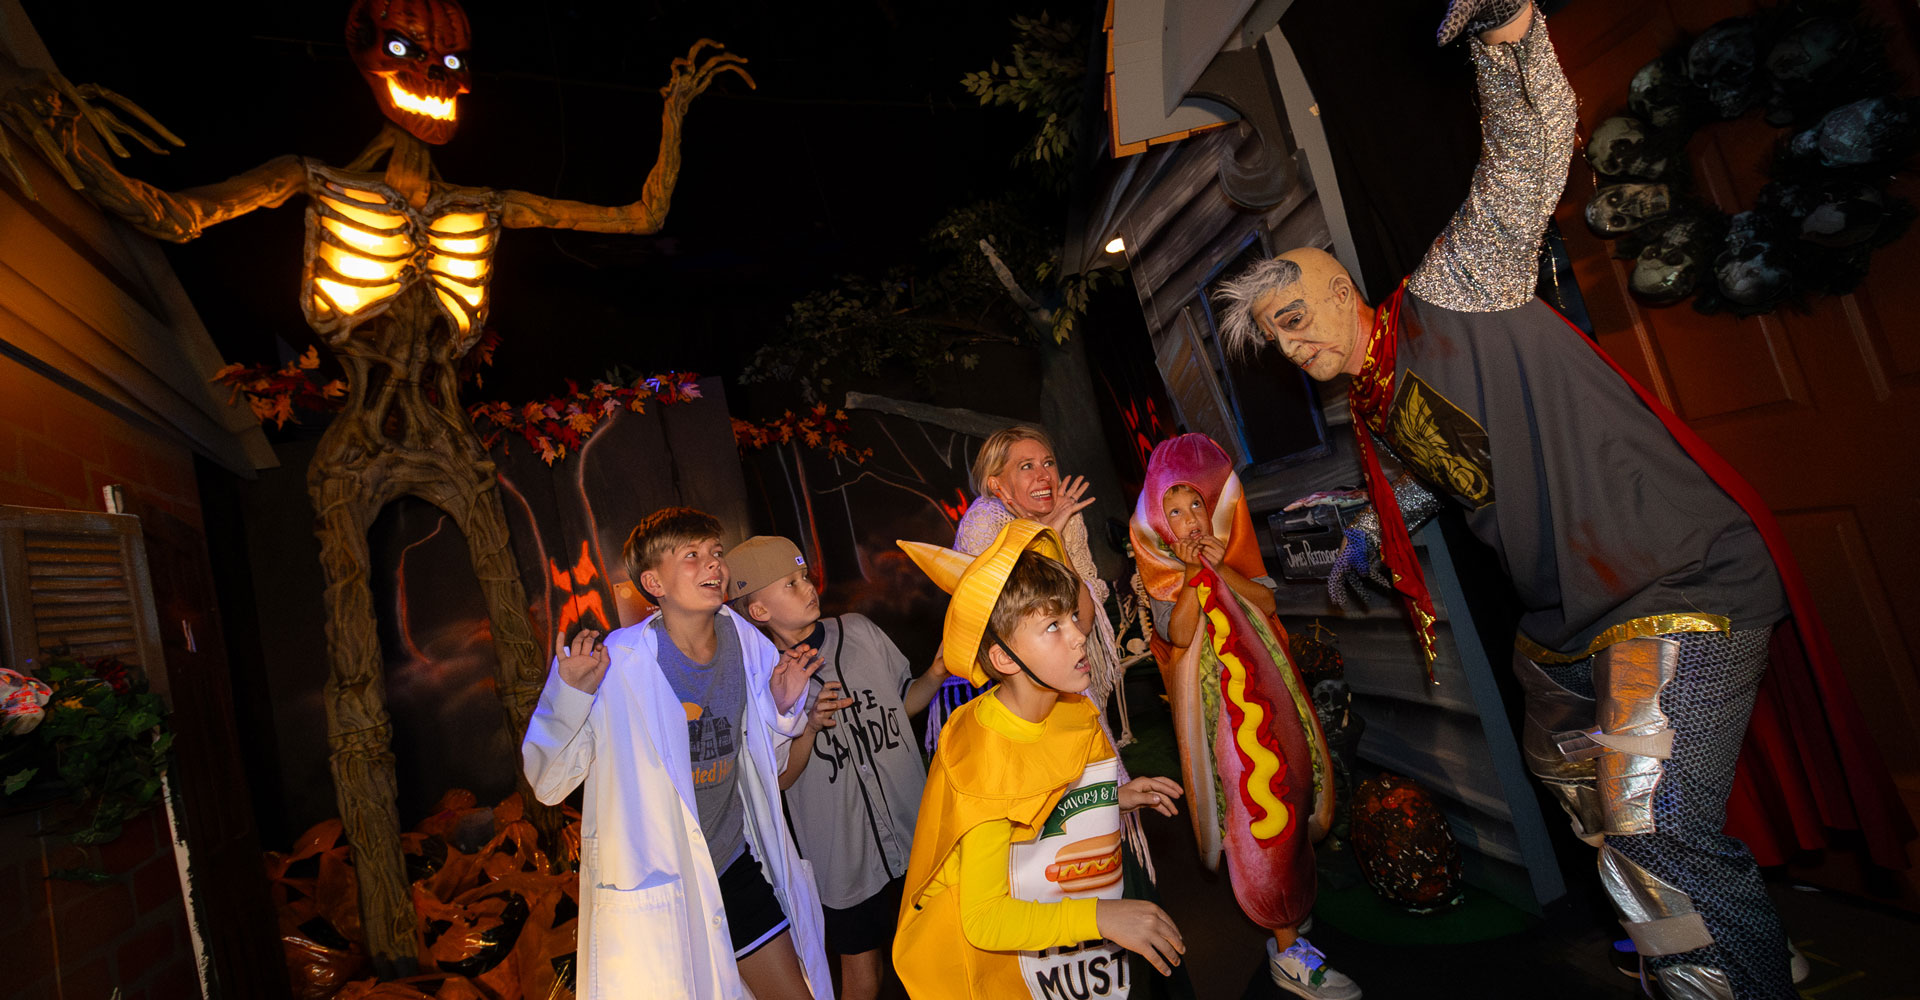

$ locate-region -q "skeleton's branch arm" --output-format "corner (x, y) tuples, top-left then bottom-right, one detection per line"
(496, 98), (681, 234)
(2, 73), (303, 242)
(498, 39), (750, 236)
(69, 143), (305, 243)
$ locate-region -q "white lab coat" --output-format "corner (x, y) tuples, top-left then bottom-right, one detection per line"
(521, 606), (833, 1000)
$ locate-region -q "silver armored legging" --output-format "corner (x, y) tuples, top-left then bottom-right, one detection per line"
(1519, 629), (1795, 1000)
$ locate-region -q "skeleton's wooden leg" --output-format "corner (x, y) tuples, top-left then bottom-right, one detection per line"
(309, 460), (418, 976)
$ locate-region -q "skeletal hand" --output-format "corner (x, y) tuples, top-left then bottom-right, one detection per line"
(0, 67), (182, 199)
(661, 39), (755, 118)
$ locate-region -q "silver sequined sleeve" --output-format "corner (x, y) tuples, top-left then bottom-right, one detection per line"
(1408, 11), (1578, 312)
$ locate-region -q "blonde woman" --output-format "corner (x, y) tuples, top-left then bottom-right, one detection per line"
(944, 425), (1130, 745)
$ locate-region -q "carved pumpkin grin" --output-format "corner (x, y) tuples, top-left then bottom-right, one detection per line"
(384, 78), (458, 122)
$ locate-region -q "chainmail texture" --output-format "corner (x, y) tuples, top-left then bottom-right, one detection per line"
(1327, 475), (1444, 610)
(1603, 629), (1795, 999)
(1408, 9), (1579, 312)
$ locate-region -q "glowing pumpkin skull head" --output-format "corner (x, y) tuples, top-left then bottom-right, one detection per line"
(345, 0), (473, 145)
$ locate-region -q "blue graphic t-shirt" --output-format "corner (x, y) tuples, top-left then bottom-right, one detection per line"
(654, 617), (747, 870)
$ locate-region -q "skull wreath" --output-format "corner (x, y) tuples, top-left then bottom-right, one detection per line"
(1579, 9), (1912, 315)
(1, 0), (751, 972)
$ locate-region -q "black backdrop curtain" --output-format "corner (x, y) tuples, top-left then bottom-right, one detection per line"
(1278, 0), (1576, 298)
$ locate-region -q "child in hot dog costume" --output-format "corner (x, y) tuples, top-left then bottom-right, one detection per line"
(894, 521), (1186, 999)
(1130, 434), (1352, 999)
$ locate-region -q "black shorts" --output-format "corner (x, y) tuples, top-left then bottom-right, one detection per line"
(718, 850), (791, 959)
(822, 876), (905, 956)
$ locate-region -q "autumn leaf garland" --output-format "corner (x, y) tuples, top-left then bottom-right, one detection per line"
(731, 404), (873, 464)
(468, 373), (703, 464)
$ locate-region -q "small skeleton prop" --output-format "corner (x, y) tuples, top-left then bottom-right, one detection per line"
(1, 0), (749, 972)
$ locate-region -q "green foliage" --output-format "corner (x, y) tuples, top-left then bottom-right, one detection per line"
(2, 652), (173, 847)
(743, 11), (1115, 399)
(960, 12), (1088, 189)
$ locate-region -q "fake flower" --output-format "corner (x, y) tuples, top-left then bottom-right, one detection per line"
(1, 651), (172, 847)
(1, 666), (52, 736)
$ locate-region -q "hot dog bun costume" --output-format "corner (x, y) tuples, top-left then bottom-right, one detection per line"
(1130, 433), (1332, 931)
(894, 522), (1133, 999)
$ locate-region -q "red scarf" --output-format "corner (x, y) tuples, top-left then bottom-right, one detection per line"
(1347, 281), (1438, 680)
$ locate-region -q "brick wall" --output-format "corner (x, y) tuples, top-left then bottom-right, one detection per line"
(2, 355), (207, 997)
(3, 803), (201, 1000)
(0, 353), (204, 527)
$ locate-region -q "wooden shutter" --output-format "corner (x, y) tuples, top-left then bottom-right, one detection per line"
(0, 505), (167, 695)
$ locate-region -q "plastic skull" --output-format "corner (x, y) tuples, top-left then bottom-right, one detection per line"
(1763, 180), (1889, 248)
(1312, 677), (1354, 737)
(1787, 97), (1916, 168)
(1715, 212), (1792, 306)
(1765, 17), (1850, 85)
(1687, 18), (1764, 120)
(1586, 115), (1669, 179)
(1630, 219), (1704, 305)
(1585, 182), (1672, 236)
(1629, 56), (1690, 130)
(346, 0), (473, 145)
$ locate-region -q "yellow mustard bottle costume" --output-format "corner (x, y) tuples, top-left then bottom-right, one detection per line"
(893, 521), (1134, 999)
(893, 691), (1130, 998)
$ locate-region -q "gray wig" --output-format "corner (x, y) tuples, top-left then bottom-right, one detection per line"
(1211, 256), (1303, 361)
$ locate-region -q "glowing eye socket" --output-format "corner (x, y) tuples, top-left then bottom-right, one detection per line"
(387, 40), (408, 57)
(444, 55), (462, 70)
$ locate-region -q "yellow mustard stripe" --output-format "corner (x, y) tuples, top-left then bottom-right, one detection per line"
(1515, 613), (1731, 664)
(1202, 590), (1289, 841)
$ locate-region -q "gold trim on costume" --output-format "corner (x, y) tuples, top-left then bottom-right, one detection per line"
(1516, 613), (1731, 665)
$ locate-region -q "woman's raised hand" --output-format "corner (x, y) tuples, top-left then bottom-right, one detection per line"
(1039, 474), (1096, 536)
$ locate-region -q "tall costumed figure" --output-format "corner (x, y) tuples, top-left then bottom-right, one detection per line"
(0, 0), (752, 972)
(1211, 3), (1913, 998)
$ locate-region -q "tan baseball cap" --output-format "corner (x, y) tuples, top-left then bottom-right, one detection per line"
(727, 536), (808, 600)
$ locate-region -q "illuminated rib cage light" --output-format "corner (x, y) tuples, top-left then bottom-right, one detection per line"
(300, 163), (500, 349)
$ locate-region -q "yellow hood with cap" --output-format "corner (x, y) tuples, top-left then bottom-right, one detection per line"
(897, 520), (1066, 688)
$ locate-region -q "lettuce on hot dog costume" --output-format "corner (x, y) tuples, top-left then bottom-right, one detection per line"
(893, 522), (1134, 999)
(1130, 434), (1332, 932)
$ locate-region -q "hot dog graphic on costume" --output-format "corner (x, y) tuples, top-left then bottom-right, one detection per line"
(1044, 831), (1124, 894)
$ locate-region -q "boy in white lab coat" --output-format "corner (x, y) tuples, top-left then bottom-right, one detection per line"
(522, 507), (833, 1000)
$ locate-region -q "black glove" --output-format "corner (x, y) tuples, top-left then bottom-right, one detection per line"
(1436, 0), (1528, 46)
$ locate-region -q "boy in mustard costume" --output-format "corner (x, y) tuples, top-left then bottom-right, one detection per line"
(893, 520), (1185, 999)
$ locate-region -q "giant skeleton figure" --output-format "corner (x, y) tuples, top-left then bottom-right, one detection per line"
(1216, 3), (1805, 998)
(0, 0), (750, 971)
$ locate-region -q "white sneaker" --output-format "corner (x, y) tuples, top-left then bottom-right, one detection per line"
(1268, 937), (1362, 1000)
(1789, 941), (1810, 984)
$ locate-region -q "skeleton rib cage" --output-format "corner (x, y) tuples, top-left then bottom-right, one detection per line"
(300, 160), (502, 351)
